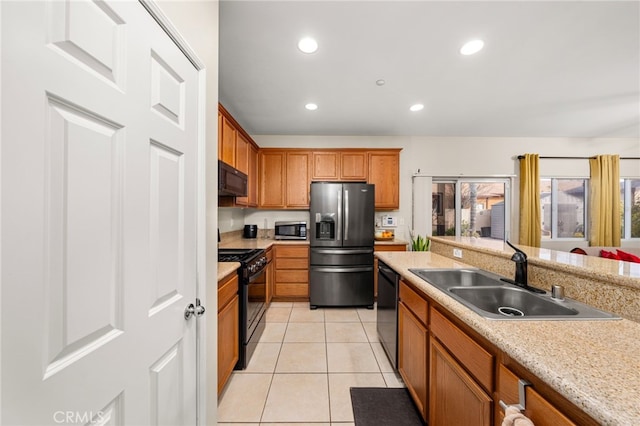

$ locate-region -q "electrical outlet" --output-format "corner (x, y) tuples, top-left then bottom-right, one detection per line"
(453, 248), (463, 258)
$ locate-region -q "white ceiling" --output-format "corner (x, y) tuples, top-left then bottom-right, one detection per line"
(219, 1), (640, 138)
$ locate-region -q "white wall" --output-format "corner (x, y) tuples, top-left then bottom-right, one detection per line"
(154, 1), (219, 423)
(248, 135), (640, 246)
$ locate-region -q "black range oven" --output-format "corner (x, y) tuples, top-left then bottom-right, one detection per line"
(218, 248), (268, 369)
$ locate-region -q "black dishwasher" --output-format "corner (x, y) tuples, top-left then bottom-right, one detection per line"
(376, 260), (400, 370)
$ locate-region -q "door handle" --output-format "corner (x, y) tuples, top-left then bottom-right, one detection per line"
(344, 189), (349, 240)
(184, 298), (205, 320)
(312, 248), (373, 255)
(337, 190), (342, 241)
(312, 266), (373, 273)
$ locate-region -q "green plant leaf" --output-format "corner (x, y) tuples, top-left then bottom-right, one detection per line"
(411, 234), (430, 251)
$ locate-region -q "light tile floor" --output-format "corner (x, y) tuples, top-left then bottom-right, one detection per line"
(218, 301), (405, 425)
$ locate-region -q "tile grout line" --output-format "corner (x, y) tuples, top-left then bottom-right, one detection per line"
(324, 309), (333, 423)
(258, 306), (291, 423)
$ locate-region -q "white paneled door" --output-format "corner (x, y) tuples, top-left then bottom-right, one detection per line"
(1, 1), (202, 424)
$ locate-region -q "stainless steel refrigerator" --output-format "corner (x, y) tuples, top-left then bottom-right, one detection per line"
(309, 182), (375, 308)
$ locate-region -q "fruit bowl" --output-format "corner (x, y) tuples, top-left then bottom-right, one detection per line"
(374, 230), (394, 241)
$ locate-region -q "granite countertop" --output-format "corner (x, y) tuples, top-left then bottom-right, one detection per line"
(375, 251), (640, 425)
(217, 262), (240, 281)
(218, 236), (309, 250)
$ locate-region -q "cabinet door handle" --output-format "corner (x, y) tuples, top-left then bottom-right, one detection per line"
(499, 379), (531, 412)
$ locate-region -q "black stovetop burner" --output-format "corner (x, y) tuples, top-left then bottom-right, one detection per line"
(218, 248), (264, 263)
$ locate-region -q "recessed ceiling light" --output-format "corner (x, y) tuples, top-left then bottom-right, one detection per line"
(376, 79), (386, 86)
(460, 39), (484, 55)
(410, 104), (424, 112)
(305, 103), (318, 111)
(298, 37), (318, 54)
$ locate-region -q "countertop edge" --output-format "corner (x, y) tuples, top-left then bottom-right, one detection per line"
(217, 262), (240, 281)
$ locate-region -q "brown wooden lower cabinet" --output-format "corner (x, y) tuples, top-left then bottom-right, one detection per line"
(430, 338), (492, 426)
(273, 244), (309, 300)
(217, 272), (239, 394)
(398, 301), (428, 421)
(389, 272), (597, 425)
(496, 364), (577, 426)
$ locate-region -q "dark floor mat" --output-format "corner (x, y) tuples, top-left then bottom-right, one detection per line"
(350, 387), (425, 426)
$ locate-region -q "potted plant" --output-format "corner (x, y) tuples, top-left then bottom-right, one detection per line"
(409, 230), (430, 251)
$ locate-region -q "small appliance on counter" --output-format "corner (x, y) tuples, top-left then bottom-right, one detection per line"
(243, 224), (258, 238)
(274, 221), (307, 240)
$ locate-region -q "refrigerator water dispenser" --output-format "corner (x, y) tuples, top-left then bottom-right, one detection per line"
(316, 214), (336, 239)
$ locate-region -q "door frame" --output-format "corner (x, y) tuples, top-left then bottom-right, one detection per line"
(0, 0), (208, 424)
(0, 3), (3, 422)
(138, 2), (208, 424)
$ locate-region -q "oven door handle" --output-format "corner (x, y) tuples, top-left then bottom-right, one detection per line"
(246, 268), (266, 283)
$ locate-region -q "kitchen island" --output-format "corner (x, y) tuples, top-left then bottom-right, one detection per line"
(375, 250), (640, 425)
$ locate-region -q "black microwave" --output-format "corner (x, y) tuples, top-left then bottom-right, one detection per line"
(274, 221), (307, 240)
(218, 160), (247, 197)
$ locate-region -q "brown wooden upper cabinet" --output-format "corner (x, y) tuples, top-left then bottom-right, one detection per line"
(311, 150), (369, 181)
(312, 151), (340, 180)
(259, 149), (311, 209)
(258, 150), (286, 208)
(368, 151), (400, 210)
(218, 111), (236, 166)
(235, 140), (258, 207)
(340, 151), (368, 180)
(260, 148), (400, 210)
(286, 152), (311, 208)
(218, 104), (259, 207)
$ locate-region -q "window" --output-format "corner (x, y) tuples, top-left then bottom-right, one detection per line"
(621, 179), (640, 239)
(540, 179), (587, 239)
(432, 179), (510, 240)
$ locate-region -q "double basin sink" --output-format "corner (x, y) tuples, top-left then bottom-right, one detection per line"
(409, 268), (619, 320)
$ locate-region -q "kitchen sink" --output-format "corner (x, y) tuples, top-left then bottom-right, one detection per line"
(409, 268), (620, 320)
(410, 268), (503, 288)
(449, 286), (578, 318)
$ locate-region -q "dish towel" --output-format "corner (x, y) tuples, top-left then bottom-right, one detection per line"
(502, 406), (535, 426)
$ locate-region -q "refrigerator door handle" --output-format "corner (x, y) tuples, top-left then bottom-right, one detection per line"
(311, 248), (373, 255)
(311, 266), (373, 273)
(336, 190), (342, 241)
(344, 189), (349, 240)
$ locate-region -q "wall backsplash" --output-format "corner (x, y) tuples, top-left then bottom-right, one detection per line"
(245, 210), (310, 231)
(218, 207), (246, 232)
(218, 207), (311, 233)
(218, 207), (410, 241)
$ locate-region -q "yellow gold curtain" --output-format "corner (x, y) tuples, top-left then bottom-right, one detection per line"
(589, 155), (621, 246)
(519, 154), (541, 247)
